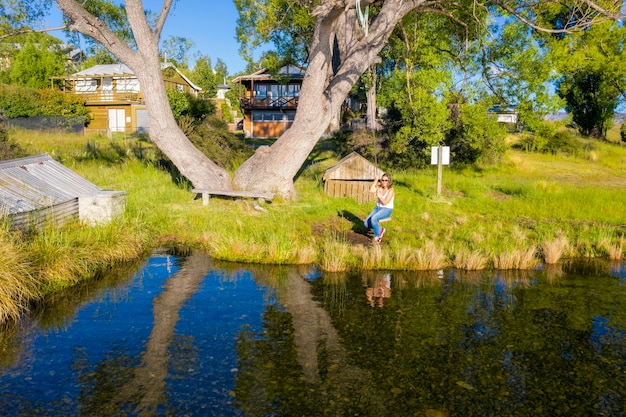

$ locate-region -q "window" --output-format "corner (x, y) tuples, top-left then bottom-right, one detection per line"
(251, 111), (296, 122)
(254, 84), (267, 99)
(287, 84), (300, 97)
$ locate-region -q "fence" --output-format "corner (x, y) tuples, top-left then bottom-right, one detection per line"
(6, 116), (85, 134)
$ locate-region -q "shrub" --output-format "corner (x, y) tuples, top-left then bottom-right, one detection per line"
(186, 115), (253, 170)
(544, 130), (582, 155)
(621, 123), (626, 143)
(167, 89), (215, 121)
(0, 84), (89, 123)
(221, 102), (234, 123)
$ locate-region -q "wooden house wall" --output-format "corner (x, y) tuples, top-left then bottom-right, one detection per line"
(162, 68), (196, 95)
(85, 104), (132, 132)
(324, 179), (375, 203)
(251, 121), (293, 138)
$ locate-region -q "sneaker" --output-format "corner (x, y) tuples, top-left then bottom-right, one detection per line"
(374, 236), (382, 243)
(380, 227), (386, 239)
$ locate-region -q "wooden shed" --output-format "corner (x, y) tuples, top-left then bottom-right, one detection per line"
(323, 152), (385, 203)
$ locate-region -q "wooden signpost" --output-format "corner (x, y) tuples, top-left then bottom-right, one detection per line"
(431, 145), (450, 195)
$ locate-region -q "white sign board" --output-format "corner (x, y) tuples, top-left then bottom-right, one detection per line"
(431, 146), (450, 165)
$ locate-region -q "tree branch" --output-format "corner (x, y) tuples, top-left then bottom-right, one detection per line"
(0, 26), (67, 41)
(56, 0), (136, 60)
(491, 0), (623, 34)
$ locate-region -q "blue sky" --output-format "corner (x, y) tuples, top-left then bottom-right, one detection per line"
(44, 1), (249, 74)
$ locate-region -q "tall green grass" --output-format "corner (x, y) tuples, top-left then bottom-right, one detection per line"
(0, 128), (625, 323)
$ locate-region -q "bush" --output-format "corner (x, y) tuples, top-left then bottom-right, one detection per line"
(0, 84), (89, 123)
(221, 102), (234, 123)
(545, 130), (582, 155)
(166, 89), (215, 121)
(621, 123), (626, 143)
(186, 116), (253, 170)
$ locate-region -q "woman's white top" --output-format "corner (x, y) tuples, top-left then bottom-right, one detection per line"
(377, 188), (394, 209)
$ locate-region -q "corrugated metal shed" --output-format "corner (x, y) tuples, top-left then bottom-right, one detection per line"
(323, 152), (385, 203)
(0, 154), (125, 230)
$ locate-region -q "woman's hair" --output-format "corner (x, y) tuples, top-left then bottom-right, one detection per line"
(382, 173), (393, 188)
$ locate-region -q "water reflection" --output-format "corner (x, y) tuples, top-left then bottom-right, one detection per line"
(0, 255), (624, 416)
(364, 272), (392, 308)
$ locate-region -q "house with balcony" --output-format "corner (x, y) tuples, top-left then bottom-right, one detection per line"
(232, 65), (305, 138)
(51, 62), (201, 135)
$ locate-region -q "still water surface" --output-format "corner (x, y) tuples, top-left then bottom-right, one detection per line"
(0, 251), (624, 416)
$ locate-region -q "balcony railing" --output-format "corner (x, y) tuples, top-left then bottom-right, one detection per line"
(77, 92), (142, 103)
(240, 96), (299, 109)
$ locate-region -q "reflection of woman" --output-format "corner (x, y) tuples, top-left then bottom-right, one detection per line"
(366, 274), (391, 308)
(364, 173), (394, 243)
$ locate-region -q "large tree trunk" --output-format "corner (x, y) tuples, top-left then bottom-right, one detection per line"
(56, 0), (231, 190)
(133, 54), (231, 190)
(233, 0), (402, 196)
(366, 65), (380, 131)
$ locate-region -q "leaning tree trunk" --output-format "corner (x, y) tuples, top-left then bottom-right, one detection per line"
(366, 64), (380, 131)
(56, 0), (231, 190)
(134, 54), (231, 190)
(233, 0), (405, 198)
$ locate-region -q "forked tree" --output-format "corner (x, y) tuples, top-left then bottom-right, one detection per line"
(54, 0), (622, 198)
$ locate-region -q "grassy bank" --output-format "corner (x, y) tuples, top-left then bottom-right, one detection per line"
(1, 128), (625, 322)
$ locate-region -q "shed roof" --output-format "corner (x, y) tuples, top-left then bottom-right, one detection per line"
(323, 152), (385, 181)
(0, 154), (103, 215)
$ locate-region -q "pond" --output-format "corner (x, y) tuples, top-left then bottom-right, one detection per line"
(0, 250), (624, 416)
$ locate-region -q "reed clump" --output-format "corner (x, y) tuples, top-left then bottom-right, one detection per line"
(319, 232), (354, 272)
(0, 225), (38, 322)
(452, 246), (489, 270)
(493, 247), (538, 270)
(608, 237), (624, 260)
(541, 235), (569, 264)
(412, 241), (448, 270)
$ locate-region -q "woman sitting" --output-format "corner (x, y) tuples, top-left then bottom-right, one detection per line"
(364, 173), (394, 243)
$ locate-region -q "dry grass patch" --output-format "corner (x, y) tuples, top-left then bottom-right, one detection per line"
(609, 237), (624, 260)
(319, 232), (353, 272)
(413, 241), (448, 270)
(493, 248), (537, 270)
(453, 246), (489, 270)
(542, 235), (569, 264)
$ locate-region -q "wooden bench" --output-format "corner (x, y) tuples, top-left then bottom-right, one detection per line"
(192, 188), (274, 206)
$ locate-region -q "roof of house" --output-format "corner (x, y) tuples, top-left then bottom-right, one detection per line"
(73, 63), (134, 77)
(323, 152), (385, 181)
(0, 154), (102, 215)
(70, 61), (202, 92)
(232, 65), (306, 83)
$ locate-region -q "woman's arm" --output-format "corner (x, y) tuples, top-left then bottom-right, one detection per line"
(369, 178), (379, 193)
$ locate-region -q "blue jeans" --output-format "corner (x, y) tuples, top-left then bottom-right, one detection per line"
(364, 206), (392, 238)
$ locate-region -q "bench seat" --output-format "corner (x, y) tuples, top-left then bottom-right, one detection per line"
(192, 188), (274, 205)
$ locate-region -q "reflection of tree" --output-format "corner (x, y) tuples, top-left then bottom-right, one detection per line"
(306, 266), (626, 416)
(74, 251), (211, 416)
(233, 268), (385, 416)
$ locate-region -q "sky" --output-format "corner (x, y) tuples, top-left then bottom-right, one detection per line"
(44, 1), (250, 75)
